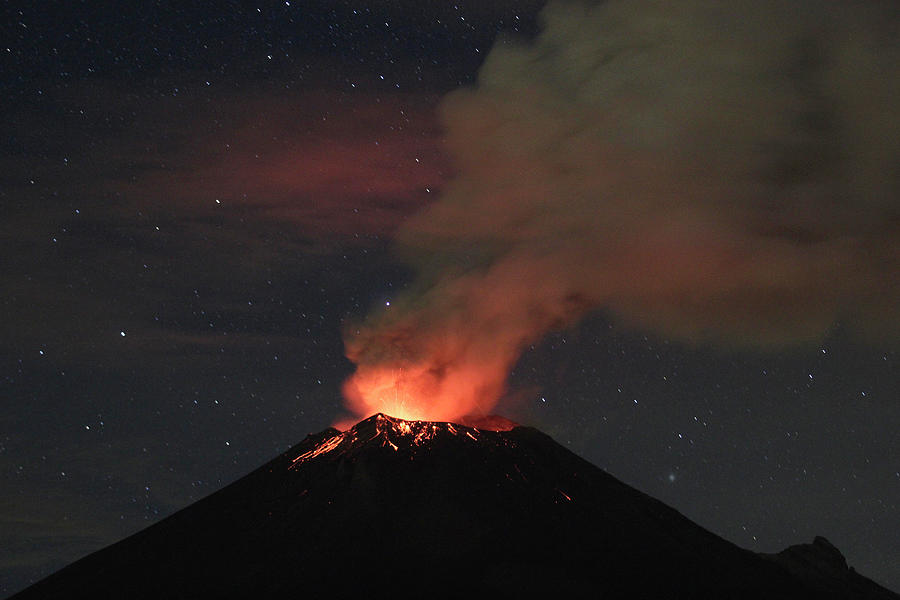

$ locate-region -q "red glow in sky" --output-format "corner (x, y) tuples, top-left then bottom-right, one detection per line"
(341, 355), (510, 423)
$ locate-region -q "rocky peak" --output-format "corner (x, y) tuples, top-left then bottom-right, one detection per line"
(289, 412), (520, 467)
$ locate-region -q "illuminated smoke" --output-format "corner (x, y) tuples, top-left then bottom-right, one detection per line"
(343, 0), (899, 421)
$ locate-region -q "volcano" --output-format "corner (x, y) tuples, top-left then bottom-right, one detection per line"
(11, 414), (898, 599)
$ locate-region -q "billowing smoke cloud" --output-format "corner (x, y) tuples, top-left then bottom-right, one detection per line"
(342, 0), (899, 421)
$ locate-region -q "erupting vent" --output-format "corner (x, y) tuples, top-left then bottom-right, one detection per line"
(290, 413), (519, 467)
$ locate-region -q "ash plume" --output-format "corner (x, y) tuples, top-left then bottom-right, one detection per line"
(343, 0), (899, 420)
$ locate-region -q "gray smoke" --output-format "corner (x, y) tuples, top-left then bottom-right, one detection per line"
(343, 0), (899, 418)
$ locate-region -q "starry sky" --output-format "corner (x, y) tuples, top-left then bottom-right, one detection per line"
(2, 1), (898, 596)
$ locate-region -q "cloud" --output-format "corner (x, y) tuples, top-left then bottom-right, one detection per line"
(1, 81), (447, 366)
(112, 89), (447, 239)
(342, 0), (900, 420)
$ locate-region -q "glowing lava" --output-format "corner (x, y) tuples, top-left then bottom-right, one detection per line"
(292, 413), (518, 468)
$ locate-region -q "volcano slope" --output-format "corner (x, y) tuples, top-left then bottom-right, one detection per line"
(11, 414), (898, 599)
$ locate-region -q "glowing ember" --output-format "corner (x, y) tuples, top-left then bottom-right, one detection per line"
(291, 413), (518, 468)
(291, 433), (345, 465)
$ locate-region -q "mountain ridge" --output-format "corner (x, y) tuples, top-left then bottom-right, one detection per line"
(10, 413), (898, 599)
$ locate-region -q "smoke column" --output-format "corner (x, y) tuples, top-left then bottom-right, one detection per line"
(342, 0), (899, 422)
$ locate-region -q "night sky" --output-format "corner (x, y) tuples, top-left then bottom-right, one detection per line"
(2, 1), (898, 596)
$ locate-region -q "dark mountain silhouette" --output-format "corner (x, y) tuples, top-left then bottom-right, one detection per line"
(11, 414), (898, 599)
